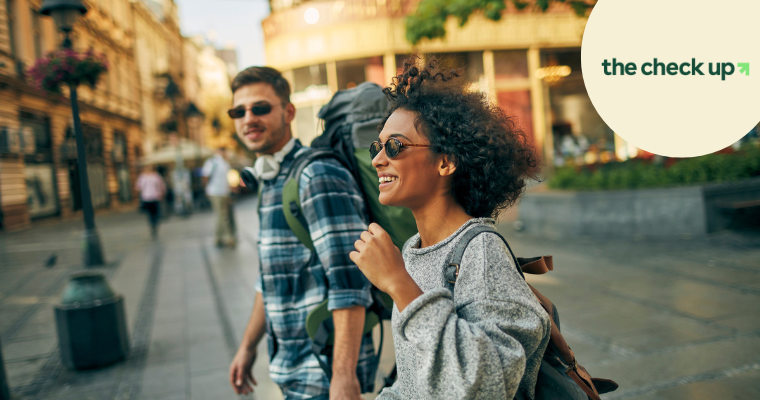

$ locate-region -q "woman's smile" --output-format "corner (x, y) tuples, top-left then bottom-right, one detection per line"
(378, 174), (398, 188)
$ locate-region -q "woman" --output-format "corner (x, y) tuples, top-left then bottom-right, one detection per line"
(136, 165), (166, 239)
(350, 57), (551, 400)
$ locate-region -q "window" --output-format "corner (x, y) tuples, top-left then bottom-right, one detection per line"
(542, 49), (615, 166)
(428, 52), (484, 83)
(293, 64), (327, 92)
(336, 56), (385, 90)
(494, 50), (529, 81)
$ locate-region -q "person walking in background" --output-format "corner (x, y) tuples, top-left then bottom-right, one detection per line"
(136, 165), (166, 239)
(202, 147), (236, 247)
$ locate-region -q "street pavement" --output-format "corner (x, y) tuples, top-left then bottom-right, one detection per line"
(1, 195), (759, 399)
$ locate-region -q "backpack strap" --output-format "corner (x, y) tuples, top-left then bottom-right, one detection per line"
(444, 225), (554, 282)
(444, 225), (524, 284)
(285, 149), (390, 390)
(281, 149), (340, 251)
(444, 225), (613, 400)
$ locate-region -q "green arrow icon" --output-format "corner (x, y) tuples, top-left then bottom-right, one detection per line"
(738, 63), (750, 76)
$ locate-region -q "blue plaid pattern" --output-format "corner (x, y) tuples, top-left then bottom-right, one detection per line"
(256, 140), (375, 399)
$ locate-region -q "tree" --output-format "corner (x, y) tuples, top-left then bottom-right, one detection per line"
(405, 0), (596, 45)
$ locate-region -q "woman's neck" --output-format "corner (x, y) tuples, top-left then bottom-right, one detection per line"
(412, 196), (473, 248)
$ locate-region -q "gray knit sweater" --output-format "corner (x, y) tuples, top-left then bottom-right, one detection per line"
(377, 219), (551, 400)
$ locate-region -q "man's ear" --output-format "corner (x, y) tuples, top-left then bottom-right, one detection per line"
(437, 154), (457, 177)
(284, 102), (296, 124)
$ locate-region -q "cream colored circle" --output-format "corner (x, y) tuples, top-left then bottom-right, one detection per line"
(304, 8), (319, 25)
(581, 0), (760, 157)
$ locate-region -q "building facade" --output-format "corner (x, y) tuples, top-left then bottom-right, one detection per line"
(133, 0), (187, 156)
(0, 0), (142, 231)
(262, 0), (620, 170)
(0, 0), (218, 231)
(184, 36), (236, 150)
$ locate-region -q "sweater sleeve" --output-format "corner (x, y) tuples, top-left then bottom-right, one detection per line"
(392, 234), (550, 399)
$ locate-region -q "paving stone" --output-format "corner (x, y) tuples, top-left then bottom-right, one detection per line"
(712, 313), (760, 333)
(11, 318), (58, 341)
(2, 336), (57, 361)
(586, 336), (760, 389)
(614, 321), (730, 353)
(140, 360), (187, 396)
(651, 368), (760, 400)
(142, 390), (188, 400)
(189, 368), (238, 400)
(0, 307), (26, 333)
(45, 381), (119, 400)
(188, 340), (231, 374)
(5, 355), (47, 388)
(146, 322), (186, 364)
(623, 393), (671, 400)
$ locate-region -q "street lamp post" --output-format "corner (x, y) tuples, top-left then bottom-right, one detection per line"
(41, 0), (105, 266)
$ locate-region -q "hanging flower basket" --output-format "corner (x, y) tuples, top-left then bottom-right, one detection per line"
(27, 49), (108, 94)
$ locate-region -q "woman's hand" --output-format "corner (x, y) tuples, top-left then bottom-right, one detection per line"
(350, 223), (423, 312)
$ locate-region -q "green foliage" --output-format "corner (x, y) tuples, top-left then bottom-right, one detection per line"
(548, 144), (760, 191)
(406, 0), (596, 45)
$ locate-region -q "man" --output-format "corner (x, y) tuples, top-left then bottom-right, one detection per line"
(227, 67), (374, 400)
(202, 147), (236, 247)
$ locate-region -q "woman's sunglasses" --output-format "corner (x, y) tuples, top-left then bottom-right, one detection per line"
(227, 103), (274, 119)
(369, 137), (430, 159)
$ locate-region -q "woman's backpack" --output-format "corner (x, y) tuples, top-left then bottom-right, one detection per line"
(444, 225), (619, 400)
(272, 82), (417, 391)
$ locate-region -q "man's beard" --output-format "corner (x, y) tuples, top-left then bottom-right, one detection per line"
(246, 115), (287, 154)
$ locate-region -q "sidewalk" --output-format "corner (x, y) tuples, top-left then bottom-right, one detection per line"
(2, 196), (760, 399)
(503, 224), (760, 400)
(0, 198), (396, 400)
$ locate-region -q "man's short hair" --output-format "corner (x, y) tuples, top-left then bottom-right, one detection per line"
(231, 66), (291, 104)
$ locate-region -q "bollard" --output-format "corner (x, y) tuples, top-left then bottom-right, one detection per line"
(54, 272), (129, 369)
(0, 336), (10, 400)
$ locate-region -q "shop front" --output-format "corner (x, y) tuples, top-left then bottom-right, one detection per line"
(64, 124), (109, 211)
(20, 110), (59, 219)
(112, 130), (131, 204)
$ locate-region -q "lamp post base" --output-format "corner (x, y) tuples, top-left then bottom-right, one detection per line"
(83, 229), (106, 267)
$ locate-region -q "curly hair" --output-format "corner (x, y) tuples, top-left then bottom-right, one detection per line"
(380, 56), (539, 219)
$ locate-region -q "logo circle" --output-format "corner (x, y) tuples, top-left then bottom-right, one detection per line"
(581, 0), (760, 157)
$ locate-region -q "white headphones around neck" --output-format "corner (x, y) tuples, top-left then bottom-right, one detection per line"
(249, 138), (296, 182)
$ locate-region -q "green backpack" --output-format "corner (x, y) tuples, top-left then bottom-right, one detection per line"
(282, 82), (417, 389)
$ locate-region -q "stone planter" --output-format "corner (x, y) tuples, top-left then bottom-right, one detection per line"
(518, 177), (760, 238)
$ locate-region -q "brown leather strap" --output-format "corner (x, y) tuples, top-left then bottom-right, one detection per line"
(527, 284), (575, 365)
(518, 256), (553, 275)
(569, 364), (601, 400)
(528, 283), (604, 400)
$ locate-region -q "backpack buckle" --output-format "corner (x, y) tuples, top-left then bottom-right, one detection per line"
(566, 357), (578, 374)
(445, 263), (460, 284)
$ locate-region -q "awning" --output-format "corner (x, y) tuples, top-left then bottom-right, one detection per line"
(139, 142), (214, 166)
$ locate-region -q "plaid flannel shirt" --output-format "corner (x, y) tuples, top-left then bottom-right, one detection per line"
(255, 140), (375, 399)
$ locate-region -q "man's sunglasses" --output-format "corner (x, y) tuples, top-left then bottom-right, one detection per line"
(227, 103), (274, 119)
(369, 137), (430, 159)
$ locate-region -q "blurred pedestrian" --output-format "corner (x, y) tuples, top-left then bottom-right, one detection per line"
(202, 147), (236, 247)
(171, 165), (193, 216)
(136, 165), (166, 239)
